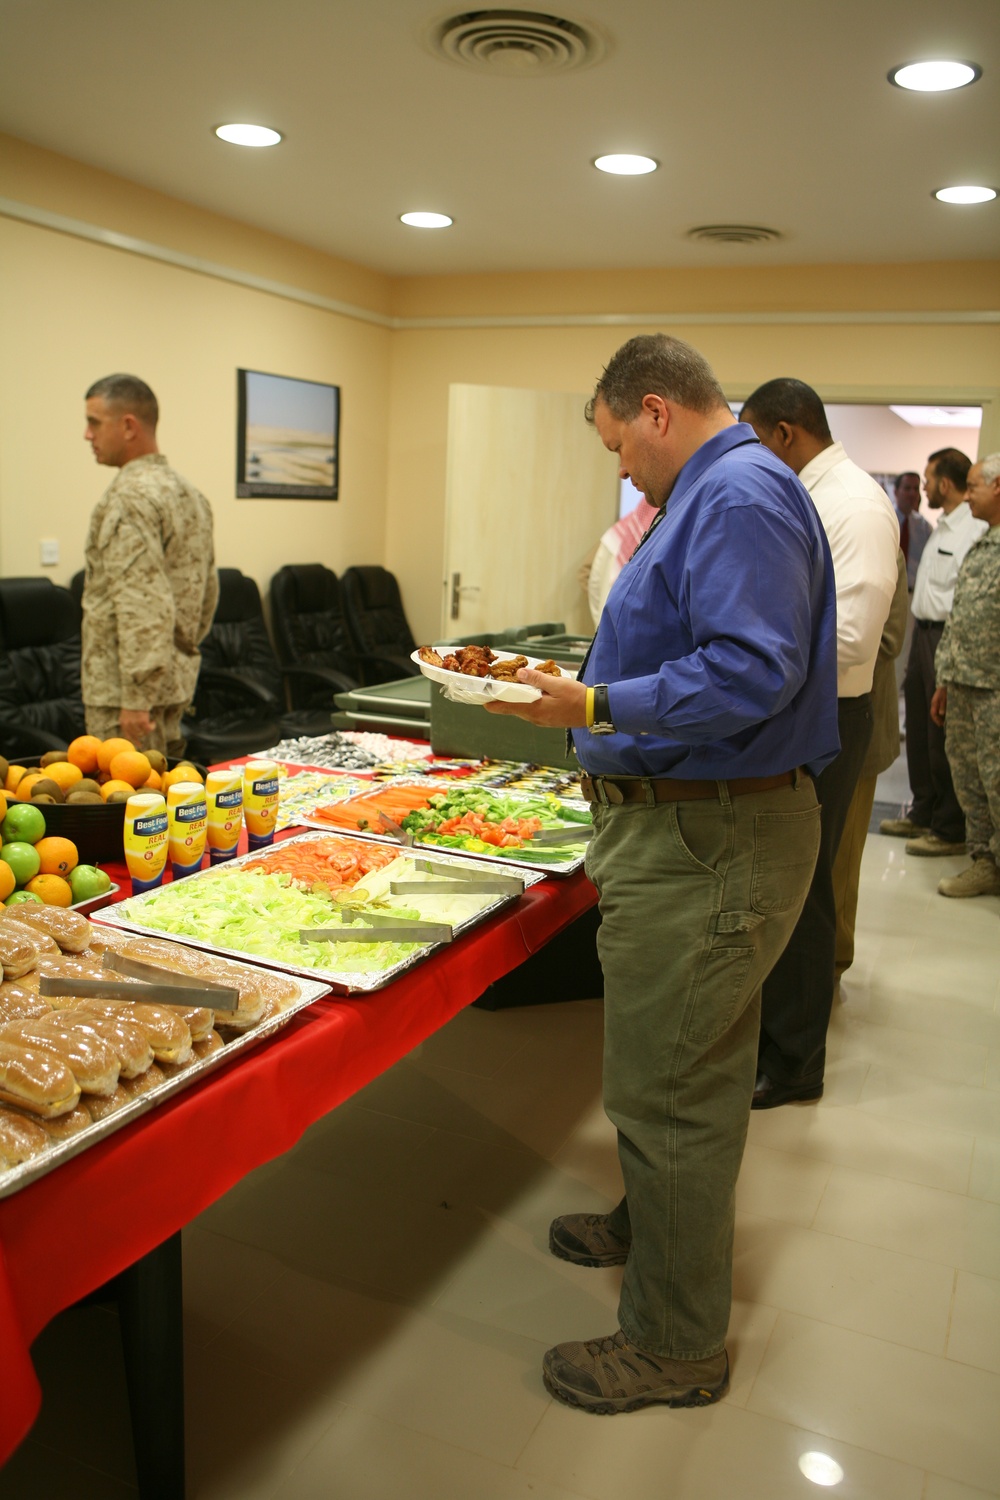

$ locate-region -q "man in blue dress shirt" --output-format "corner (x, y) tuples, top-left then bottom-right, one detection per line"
(487, 334), (839, 1414)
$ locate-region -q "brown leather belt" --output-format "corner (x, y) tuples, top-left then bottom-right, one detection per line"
(580, 771), (797, 805)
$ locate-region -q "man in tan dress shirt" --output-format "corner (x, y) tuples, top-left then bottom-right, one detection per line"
(82, 374), (219, 757)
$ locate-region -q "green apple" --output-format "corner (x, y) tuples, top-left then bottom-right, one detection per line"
(1, 803), (46, 845)
(5, 890), (43, 905)
(1, 841), (41, 886)
(67, 864), (112, 903)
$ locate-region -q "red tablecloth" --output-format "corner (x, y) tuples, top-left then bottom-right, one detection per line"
(0, 863), (596, 1464)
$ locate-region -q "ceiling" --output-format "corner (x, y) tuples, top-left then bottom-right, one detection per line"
(1, 0), (998, 277)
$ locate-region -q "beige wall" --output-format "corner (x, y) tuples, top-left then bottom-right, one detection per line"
(2, 135), (998, 644)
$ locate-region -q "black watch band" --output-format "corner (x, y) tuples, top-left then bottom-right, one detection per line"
(590, 683), (616, 735)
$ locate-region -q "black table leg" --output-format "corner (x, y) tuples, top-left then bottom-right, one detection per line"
(116, 1231), (185, 1500)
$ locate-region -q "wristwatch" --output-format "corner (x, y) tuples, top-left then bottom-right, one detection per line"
(589, 683), (616, 736)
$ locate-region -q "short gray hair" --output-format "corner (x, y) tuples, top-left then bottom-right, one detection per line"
(585, 334), (728, 423)
(86, 373), (158, 428)
(978, 451), (1000, 484)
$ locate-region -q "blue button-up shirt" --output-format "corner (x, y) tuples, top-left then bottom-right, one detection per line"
(572, 424), (840, 779)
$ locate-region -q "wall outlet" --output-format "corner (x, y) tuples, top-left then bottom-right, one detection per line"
(40, 538), (60, 566)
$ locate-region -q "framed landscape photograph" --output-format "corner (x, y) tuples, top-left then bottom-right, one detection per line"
(237, 369), (340, 499)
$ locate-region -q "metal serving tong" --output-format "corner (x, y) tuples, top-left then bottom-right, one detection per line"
(377, 812), (413, 846)
(525, 824), (593, 845)
(38, 953), (241, 1012)
(389, 858), (525, 898)
(299, 908), (454, 945)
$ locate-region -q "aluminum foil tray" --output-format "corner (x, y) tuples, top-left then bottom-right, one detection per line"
(298, 783), (591, 877)
(91, 833), (544, 992)
(0, 962), (330, 1201)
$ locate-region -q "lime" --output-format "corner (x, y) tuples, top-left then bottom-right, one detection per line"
(1, 803), (46, 845)
(67, 864), (112, 902)
(1, 841), (42, 885)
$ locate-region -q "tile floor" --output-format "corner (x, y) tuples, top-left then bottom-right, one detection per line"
(3, 763), (999, 1499)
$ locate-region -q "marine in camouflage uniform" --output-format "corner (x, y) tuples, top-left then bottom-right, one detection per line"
(933, 454), (1000, 896)
(82, 453), (219, 758)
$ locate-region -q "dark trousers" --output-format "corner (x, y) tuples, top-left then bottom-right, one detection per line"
(903, 622), (966, 842)
(758, 693), (873, 1087)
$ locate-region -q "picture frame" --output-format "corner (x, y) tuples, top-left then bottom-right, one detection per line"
(236, 368), (340, 499)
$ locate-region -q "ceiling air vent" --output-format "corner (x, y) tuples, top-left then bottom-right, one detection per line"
(427, 10), (607, 75)
(687, 224), (783, 245)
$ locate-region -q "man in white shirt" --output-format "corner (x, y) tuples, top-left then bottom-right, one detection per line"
(880, 448), (985, 855)
(741, 379), (898, 1107)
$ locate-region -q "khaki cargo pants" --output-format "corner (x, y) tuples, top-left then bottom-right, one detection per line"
(585, 773), (821, 1359)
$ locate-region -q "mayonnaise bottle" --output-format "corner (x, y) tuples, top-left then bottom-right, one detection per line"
(205, 769), (243, 865)
(242, 760), (280, 850)
(124, 792), (169, 894)
(167, 781), (208, 880)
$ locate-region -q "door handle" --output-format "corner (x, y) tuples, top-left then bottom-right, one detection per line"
(449, 572), (480, 621)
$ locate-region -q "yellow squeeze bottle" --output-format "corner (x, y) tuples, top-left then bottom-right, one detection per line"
(124, 792), (169, 894)
(167, 781), (208, 879)
(242, 760), (280, 850)
(206, 769), (243, 865)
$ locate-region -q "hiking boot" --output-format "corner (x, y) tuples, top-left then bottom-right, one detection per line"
(542, 1329), (729, 1415)
(905, 834), (967, 857)
(549, 1213), (631, 1267)
(879, 817), (929, 838)
(938, 859), (1000, 898)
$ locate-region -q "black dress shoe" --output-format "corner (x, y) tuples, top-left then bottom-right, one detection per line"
(752, 1072), (824, 1109)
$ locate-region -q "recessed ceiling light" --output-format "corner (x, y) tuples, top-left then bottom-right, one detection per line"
(594, 154), (658, 176)
(889, 60), (981, 91)
(400, 211), (453, 229)
(890, 405), (982, 428)
(215, 123), (282, 148)
(934, 184), (997, 204)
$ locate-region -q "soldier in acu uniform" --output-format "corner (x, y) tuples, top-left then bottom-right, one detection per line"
(931, 453), (1000, 899)
(82, 374), (219, 758)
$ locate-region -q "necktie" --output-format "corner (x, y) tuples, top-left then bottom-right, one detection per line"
(898, 514), (909, 560)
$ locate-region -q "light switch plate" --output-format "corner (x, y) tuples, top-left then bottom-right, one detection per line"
(40, 539), (59, 566)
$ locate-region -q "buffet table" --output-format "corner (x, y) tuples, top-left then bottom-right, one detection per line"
(0, 856), (598, 1481)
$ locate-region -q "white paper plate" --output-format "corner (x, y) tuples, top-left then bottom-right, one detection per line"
(411, 649), (573, 706)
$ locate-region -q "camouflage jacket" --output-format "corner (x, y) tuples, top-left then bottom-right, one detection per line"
(935, 525), (1000, 690)
(81, 454), (219, 710)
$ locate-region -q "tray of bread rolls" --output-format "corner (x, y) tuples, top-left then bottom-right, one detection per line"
(0, 904), (329, 1200)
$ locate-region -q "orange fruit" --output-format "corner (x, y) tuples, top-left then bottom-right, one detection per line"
(162, 763), (203, 792)
(4, 765), (28, 793)
(17, 773), (43, 797)
(67, 735), (103, 774)
(25, 873), (74, 907)
(0, 862), (15, 902)
(141, 769), (163, 791)
(109, 750), (152, 788)
(0, 792), (6, 824)
(34, 836), (79, 876)
(96, 737), (135, 773)
(100, 779), (136, 802)
(37, 761), (83, 793)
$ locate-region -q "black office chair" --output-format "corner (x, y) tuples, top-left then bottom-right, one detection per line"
(0, 577), (86, 750)
(339, 566), (420, 685)
(268, 565), (359, 707)
(183, 568), (336, 764)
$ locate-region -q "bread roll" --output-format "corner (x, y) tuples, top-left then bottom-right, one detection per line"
(0, 927), (42, 981)
(1, 1019), (120, 1097)
(55, 1011), (154, 1079)
(86, 1063), (165, 1120)
(38, 1103), (93, 1140)
(1, 919), (59, 954)
(0, 1040), (81, 1117)
(0, 983), (51, 1024)
(166, 1027), (226, 1070)
(64, 1000), (193, 1066)
(15, 953), (107, 997)
(0, 1105), (50, 1167)
(4, 906), (92, 954)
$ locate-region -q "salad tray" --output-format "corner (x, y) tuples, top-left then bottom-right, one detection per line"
(0, 958), (330, 1202)
(299, 781), (592, 877)
(93, 833), (544, 992)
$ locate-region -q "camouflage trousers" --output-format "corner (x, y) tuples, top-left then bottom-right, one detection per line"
(944, 684), (1000, 864)
(85, 704), (187, 761)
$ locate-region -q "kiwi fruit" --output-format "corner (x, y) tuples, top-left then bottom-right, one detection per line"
(75, 778), (102, 797)
(105, 789), (131, 804)
(145, 749), (168, 774)
(31, 793), (57, 804)
(30, 778), (65, 803)
(0, 757), (8, 784)
(39, 749), (69, 767)
(66, 790), (104, 805)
